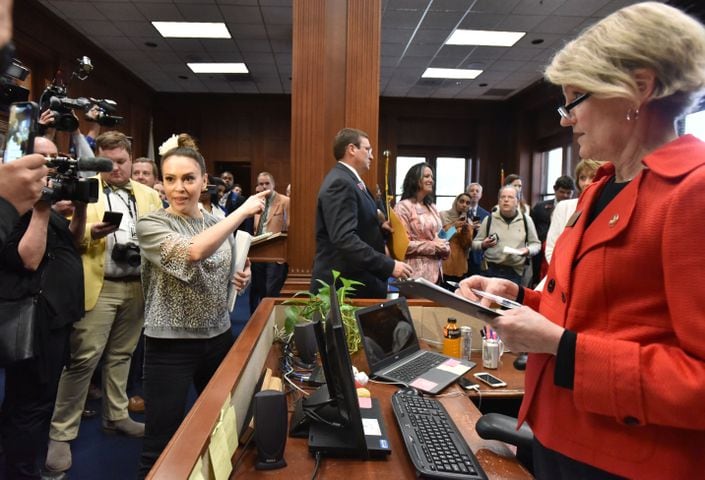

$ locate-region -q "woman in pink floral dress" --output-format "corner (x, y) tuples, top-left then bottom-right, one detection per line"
(394, 163), (450, 283)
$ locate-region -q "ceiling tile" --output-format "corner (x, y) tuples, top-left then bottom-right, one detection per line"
(383, 9), (426, 29)
(261, 6), (292, 24)
(134, 3), (184, 21)
(94, 2), (145, 21)
(221, 6), (263, 24)
(77, 20), (124, 37)
(48, 1), (106, 20)
(175, 4), (224, 21)
(533, 15), (585, 34)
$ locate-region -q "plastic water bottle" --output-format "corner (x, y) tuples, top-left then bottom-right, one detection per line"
(442, 317), (461, 358)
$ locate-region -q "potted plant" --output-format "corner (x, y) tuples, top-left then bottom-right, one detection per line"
(284, 270), (363, 355)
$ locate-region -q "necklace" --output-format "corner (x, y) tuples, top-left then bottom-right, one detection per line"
(168, 208), (206, 236)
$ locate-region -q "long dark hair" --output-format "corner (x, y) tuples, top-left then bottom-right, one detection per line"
(401, 162), (434, 207)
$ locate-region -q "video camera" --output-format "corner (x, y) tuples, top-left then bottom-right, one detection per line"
(43, 154), (113, 203)
(39, 56), (122, 131)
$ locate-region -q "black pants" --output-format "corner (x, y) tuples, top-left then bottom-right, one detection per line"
(0, 325), (71, 480)
(249, 262), (288, 314)
(532, 437), (625, 479)
(483, 263), (522, 286)
(137, 330), (234, 479)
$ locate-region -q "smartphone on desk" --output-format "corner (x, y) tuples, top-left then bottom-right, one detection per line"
(102, 211), (123, 227)
(474, 372), (507, 388)
(3, 101), (39, 163)
(457, 377), (480, 391)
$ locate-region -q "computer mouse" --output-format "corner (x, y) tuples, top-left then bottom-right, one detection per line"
(397, 386), (420, 396)
(513, 352), (528, 371)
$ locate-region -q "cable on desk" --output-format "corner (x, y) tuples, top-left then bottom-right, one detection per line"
(368, 378), (409, 388)
(311, 451), (322, 480)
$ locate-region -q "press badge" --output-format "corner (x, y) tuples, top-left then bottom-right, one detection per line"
(129, 221), (138, 241)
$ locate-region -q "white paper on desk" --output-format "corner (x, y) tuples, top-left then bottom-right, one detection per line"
(227, 230), (252, 312)
(503, 246), (524, 255)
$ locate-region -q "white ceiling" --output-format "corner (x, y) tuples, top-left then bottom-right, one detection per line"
(36, 0), (646, 99)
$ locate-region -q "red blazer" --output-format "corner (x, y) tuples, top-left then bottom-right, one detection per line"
(521, 135), (705, 479)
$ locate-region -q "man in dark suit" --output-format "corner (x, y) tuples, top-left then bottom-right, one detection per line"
(465, 182), (490, 276)
(311, 128), (412, 298)
(530, 175), (575, 285)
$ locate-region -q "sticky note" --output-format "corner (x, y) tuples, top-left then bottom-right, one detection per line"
(362, 418), (382, 436)
(410, 378), (437, 391)
(358, 397), (372, 409)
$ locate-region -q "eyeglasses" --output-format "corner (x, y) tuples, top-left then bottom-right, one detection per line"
(557, 92), (591, 119)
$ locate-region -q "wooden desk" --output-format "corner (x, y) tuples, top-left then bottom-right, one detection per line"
(147, 299), (531, 480)
(232, 349), (531, 479)
(465, 352), (525, 399)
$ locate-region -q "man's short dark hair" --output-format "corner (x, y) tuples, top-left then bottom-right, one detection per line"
(133, 157), (158, 178)
(333, 128), (368, 161)
(96, 131), (132, 156)
(554, 175), (575, 191)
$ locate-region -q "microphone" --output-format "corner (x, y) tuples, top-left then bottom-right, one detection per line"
(45, 155), (114, 173)
(77, 156), (113, 172)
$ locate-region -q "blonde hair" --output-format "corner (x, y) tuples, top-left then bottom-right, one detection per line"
(574, 159), (604, 194)
(545, 2), (705, 117)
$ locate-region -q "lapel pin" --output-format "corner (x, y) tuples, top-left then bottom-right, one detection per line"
(608, 214), (619, 227)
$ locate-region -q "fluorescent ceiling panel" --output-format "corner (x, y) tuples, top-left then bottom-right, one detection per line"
(187, 63), (249, 74)
(446, 29), (525, 47)
(152, 21), (231, 39)
(422, 68), (482, 79)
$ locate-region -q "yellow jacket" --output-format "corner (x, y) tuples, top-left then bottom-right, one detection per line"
(80, 178), (162, 311)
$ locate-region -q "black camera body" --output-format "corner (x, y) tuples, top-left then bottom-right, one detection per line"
(45, 156), (99, 203)
(39, 56), (121, 131)
(40, 84), (89, 131)
(90, 98), (123, 127)
(112, 242), (141, 267)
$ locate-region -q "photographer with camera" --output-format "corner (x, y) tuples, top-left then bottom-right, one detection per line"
(0, 136), (86, 480)
(46, 131), (162, 474)
(0, 2), (50, 247)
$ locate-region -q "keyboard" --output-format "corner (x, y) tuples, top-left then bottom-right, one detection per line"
(391, 391), (487, 479)
(385, 351), (447, 383)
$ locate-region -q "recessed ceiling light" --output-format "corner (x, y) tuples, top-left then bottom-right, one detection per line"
(479, 83), (488, 87)
(152, 21), (231, 39)
(144, 41), (158, 48)
(187, 63), (249, 74)
(178, 75), (188, 80)
(446, 29), (525, 47)
(422, 68), (482, 80)
(531, 38), (544, 45)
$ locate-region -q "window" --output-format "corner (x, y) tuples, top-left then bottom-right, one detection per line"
(684, 109), (705, 141)
(435, 157), (466, 211)
(540, 147), (563, 200)
(394, 155), (468, 212)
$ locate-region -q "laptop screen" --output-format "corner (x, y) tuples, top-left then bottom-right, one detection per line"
(355, 298), (419, 368)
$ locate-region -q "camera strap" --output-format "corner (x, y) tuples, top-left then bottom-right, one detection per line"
(104, 184), (137, 240)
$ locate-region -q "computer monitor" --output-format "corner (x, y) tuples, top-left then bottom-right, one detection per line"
(306, 284), (368, 458)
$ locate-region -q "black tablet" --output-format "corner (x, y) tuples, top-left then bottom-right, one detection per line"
(391, 278), (503, 321)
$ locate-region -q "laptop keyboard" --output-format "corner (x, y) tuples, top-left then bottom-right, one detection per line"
(386, 351), (447, 383)
(392, 392), (487, 479)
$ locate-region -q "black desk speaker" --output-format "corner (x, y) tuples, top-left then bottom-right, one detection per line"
(254, 390), (288, 470)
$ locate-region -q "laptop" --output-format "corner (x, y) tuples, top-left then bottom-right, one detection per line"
(355, 297), (475, 395)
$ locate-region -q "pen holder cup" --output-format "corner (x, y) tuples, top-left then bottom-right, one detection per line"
(482, 339), (504, 369)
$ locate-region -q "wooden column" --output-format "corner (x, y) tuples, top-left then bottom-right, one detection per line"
(285, 0), (381, 292)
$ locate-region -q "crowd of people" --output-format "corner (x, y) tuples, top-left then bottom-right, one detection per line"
(2, 1), (705, 479)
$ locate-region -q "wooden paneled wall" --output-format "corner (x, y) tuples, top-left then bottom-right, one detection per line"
(13, 0), (154, 157)
(152, 93), (292, 191)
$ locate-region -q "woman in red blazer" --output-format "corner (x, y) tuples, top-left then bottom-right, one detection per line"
(459, 3), (705, 479)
